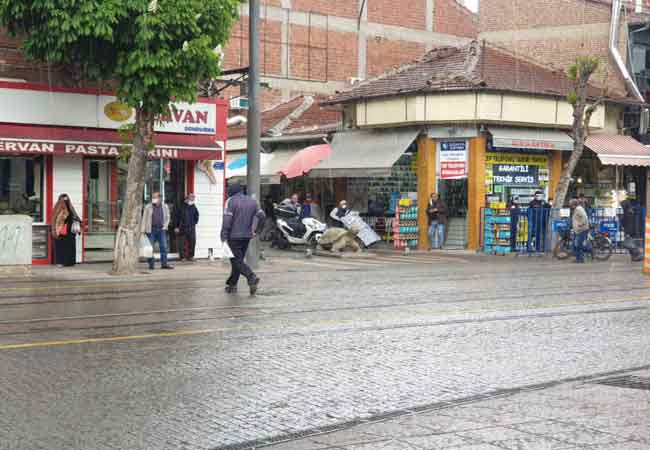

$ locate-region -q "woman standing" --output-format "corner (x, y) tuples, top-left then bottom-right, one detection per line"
(51, 194), (81, 267)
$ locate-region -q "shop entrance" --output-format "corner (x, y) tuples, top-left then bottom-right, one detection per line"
(438, 178), (468, 249)
(83, 158), (187, 261)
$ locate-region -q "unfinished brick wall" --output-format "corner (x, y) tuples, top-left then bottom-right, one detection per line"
(368, 0), (427, 30)
(479, 0), (628, 95)
(479, 0), (611, 32)
(367, 38), (425, 77)
(292, 0), (358, 19)
(435, 0), (479, 37)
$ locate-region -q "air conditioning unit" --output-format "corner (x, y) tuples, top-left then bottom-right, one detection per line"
(348, 77), (363, 85)
(230, 97), (249, 110)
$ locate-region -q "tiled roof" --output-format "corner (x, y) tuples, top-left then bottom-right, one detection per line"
(228, 96), (305, 139)
(324, 41), (634, 105)
(228, 95), (341, 140)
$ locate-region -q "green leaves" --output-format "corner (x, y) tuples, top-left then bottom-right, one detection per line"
(0, 0), (241, 116)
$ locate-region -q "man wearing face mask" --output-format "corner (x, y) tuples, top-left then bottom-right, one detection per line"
(175, 193), (200, 262)
(141, 192), (173, 270)
(526, 190), (550, 253)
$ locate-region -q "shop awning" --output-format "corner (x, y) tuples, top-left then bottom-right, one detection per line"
(489, 127), (574, 151)
(309, 128), (419, 178)
(586, 134), (650, 166)
(226, 151), (295, 184)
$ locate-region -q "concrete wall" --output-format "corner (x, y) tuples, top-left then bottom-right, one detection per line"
(193, 164), (225, 259)
(353, 92), (608, 129)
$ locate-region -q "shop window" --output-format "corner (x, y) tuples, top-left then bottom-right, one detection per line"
(0, 156), (44, 222)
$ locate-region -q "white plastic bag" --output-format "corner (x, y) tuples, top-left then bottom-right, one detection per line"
(222, 241), (234, 260)
(138, 234), (153, 259)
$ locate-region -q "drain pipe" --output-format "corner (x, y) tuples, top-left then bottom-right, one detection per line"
(610, 0), (645, 102)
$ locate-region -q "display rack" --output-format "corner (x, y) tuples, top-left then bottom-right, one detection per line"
(394, 199), (418, 249)
(483, 208), (511, 255)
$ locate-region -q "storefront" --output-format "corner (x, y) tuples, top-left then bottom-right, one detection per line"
(0, 82), (228, 264)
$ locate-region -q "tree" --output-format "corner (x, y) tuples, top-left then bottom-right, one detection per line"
(554, 56), (605, 208)
(0, 0), (240, 274)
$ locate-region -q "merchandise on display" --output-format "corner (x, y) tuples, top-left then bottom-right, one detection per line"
(394, 198), (419, 249)
(483, 208), (512, 255)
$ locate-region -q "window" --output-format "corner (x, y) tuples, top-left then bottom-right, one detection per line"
(0, 156), (45, 222)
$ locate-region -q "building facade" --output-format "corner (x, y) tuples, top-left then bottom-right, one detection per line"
(221, 0), (478, 109)
(0, 83), (227, 265)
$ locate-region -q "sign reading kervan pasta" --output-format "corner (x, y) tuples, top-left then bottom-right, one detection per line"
(0, 88), (217, 135)
(0, 138), (222, 160)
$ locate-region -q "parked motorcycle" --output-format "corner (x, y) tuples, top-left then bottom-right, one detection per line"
(271, 202), (326, 250)
(553, 227), (613, 261)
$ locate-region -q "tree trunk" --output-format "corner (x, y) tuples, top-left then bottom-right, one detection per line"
(112, 108), (154, 275)
(554, 74), (590, 208)
(553, 137), (585, 208)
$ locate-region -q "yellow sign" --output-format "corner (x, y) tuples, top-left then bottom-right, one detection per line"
(104, 101), (133, 122)
(486, 153), (548, 167)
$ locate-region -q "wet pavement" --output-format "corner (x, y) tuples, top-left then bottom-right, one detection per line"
(0, 251), (649, 450)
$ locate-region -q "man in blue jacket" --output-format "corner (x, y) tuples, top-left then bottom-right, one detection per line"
(221, 183), (266, 295)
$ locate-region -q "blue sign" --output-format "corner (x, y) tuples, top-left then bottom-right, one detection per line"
(440, 141), (467, 152)
(213, 161), (224, 170)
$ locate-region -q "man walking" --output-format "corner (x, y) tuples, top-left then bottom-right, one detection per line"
(221, 184), (266, 295)
(570, 198), (589, 264)
(141, 192), (173, 270)
(175, 193), (200, 261)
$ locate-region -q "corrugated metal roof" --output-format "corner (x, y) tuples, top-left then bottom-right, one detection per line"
(586, 134), (650, 167)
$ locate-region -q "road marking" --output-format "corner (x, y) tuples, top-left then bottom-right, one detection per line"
(1, 295), (648, 351)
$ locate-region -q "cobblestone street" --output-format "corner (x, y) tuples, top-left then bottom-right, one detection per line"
(0, 252), (649, 450)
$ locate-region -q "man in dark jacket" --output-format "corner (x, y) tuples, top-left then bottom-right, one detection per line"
(175, 193), (200, 261)
(221, 183), (266, 295)
(527, 190), (550, 253)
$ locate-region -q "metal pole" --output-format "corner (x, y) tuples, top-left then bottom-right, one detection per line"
(246, 0), (261, 269)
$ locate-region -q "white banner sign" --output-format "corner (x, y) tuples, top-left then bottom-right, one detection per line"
(0, 88), (217, 135)
(439, 140), (468, 180)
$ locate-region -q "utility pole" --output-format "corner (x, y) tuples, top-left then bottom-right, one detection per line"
(246, 0), (261, 269)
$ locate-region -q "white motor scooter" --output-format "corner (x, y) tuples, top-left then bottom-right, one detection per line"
(272, 203), (326, 249)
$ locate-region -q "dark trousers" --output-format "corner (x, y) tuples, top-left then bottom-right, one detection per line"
(574, 230), (588, 263)
(226, 239), (256, 286)
(181, 228), (196, 260)
(147, 226), (168, 269)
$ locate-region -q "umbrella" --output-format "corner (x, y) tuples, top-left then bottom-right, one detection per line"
(280, 144), (331, 179)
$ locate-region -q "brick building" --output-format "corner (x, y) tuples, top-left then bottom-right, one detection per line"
(222, 0), (478, 109)
(478, 0), (650, 99)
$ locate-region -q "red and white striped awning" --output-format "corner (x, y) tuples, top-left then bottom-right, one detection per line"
(586, 134), (650, 167)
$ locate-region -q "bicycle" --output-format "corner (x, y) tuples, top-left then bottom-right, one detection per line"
(553, 227), (613, 261)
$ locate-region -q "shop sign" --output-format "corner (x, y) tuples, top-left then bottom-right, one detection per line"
(439, 141), (467, 179)
(0, 88), (218, 135)
(486, 153), (548, 167)
(492, 137), (573, 151)
(0, 138), (221, 161)
(492, 164), (539, 186)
